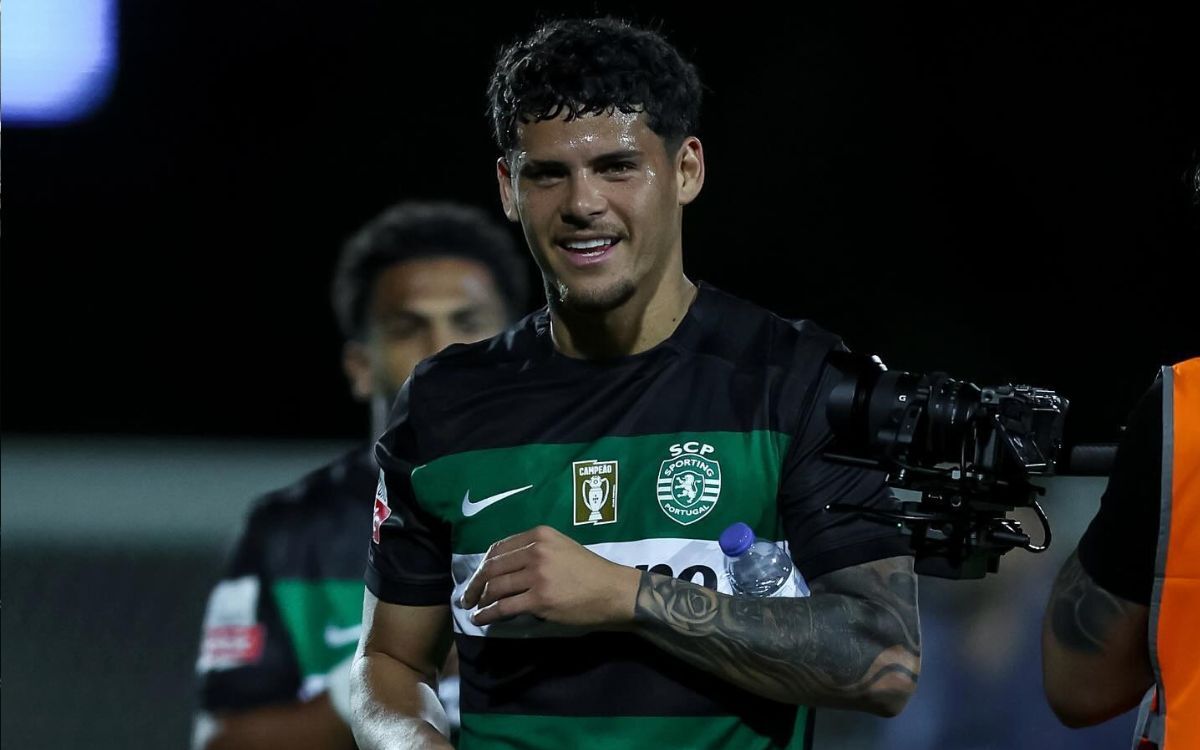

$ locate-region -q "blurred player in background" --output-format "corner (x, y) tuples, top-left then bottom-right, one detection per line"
(192, 201), (528, 749)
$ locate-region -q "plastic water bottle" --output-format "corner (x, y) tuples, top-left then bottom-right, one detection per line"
(719, 522), (810, 598)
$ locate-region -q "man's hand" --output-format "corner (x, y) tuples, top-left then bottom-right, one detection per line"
(459, 525), (641, 628)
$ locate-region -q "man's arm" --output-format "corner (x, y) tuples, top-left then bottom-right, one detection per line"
(194, 506), (353, 750)
(350, 591), (454, 750)
(462, 526), (919, 716)
(1041, 551), (1152, 727)
(1042, 377), (1159, 727)
(633, 555), (919, 715)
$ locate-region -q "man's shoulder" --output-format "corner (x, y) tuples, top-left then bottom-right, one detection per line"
(692, 283), (844, 366)
(409, 309), (547, 391)
(244, 445), (376, 533)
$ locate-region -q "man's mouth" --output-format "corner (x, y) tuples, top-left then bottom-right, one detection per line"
(557, 236), (621, 266)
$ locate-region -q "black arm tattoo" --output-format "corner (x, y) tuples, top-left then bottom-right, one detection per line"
(632, 556), (920, 716)
(1048, 552), (1143, 654)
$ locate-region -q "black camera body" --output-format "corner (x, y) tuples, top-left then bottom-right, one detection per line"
(824, 351), (1069, 579)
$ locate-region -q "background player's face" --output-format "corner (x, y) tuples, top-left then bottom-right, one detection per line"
(343, 256), (508, 402)
(498, 111), (703, 313)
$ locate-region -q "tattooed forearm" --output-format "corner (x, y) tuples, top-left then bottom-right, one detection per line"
(1048, 552), (1142, 654)
(631, 556), (920, 716)
(1041, 551), (1152, 726)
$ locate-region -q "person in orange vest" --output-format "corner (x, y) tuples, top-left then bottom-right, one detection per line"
(1041, 357), (1200, 749)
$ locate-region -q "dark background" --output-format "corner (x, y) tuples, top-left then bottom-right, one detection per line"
(4, 7), (1189, 748)
(5, 3), (1197, 446)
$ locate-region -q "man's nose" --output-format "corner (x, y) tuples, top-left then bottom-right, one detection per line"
(561, 171), (607, 225)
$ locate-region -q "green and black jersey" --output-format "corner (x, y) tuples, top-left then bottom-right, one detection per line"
(368, 283), (909, 750)
(197, 447), (375, 711)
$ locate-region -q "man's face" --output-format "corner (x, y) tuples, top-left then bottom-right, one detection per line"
(344, 256), (509, 402)
(497, 111), (703, 312)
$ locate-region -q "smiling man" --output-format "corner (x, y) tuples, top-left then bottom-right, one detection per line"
(351, 19), (920, 750)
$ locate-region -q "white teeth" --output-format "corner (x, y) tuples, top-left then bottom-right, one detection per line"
(563, 238), (615, 250)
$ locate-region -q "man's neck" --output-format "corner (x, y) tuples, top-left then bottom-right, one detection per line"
(549, 272), (698, 360)
(369, 396), (391, 444)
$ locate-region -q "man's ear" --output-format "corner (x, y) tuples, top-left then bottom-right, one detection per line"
(342, 340), (373, 402)
(497, 157), (520, 222)
(675, 136), (706, 206)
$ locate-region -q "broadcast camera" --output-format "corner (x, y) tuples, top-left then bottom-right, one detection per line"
(824, 351), (1069, 579)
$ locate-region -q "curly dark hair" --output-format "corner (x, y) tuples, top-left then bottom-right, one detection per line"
(332, 202), (528, 341)
(488, 17), (703, 155)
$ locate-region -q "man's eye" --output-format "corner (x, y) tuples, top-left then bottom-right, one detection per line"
(380, 320), (421, 339)
(602, 162), (636, 174)
(454, 311), (493, 334)
(525, 169), (564, 183)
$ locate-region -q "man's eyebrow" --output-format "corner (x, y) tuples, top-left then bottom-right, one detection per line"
(591, 149), (643, 163)
(521, 149), (644, 171)
(450, 304), (488, 319)
(379, 310), (426, 322)
(521, 158), (567, 172)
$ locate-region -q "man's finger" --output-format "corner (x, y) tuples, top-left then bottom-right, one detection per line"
(471, 590), (538, 626)
(489, 528), (544, 557)
(460, 543), (536, 608)
(477, 569), (534, 609)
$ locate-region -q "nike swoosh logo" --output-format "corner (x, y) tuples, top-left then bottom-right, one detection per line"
(323, 623), (362, 648)
(461, 485), (534, 517)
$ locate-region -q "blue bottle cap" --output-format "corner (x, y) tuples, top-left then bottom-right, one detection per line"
(719, 522), (755, 557)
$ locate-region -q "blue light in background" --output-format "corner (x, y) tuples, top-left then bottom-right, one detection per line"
(2, 0), (118, 125)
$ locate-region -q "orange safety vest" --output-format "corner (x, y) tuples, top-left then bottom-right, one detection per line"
(1134, 357), (1200, 750)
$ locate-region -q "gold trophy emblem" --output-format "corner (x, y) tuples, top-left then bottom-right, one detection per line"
(572, 460), (618, 526)
(584, 475), (609, 522)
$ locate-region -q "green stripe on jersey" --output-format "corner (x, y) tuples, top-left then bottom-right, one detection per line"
(271, 579), (364, 679)
(410, 431), (790, 555)
(460, 709), (811, 750)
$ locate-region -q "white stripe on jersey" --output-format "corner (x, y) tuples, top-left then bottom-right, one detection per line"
(449, 537), (804, 638)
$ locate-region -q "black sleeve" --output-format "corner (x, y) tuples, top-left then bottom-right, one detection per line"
(197, 506), (303, 711)
(1077, 378), (1163, 605)
(365, 374), (455, 606)
(779, 345), (912, 582)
